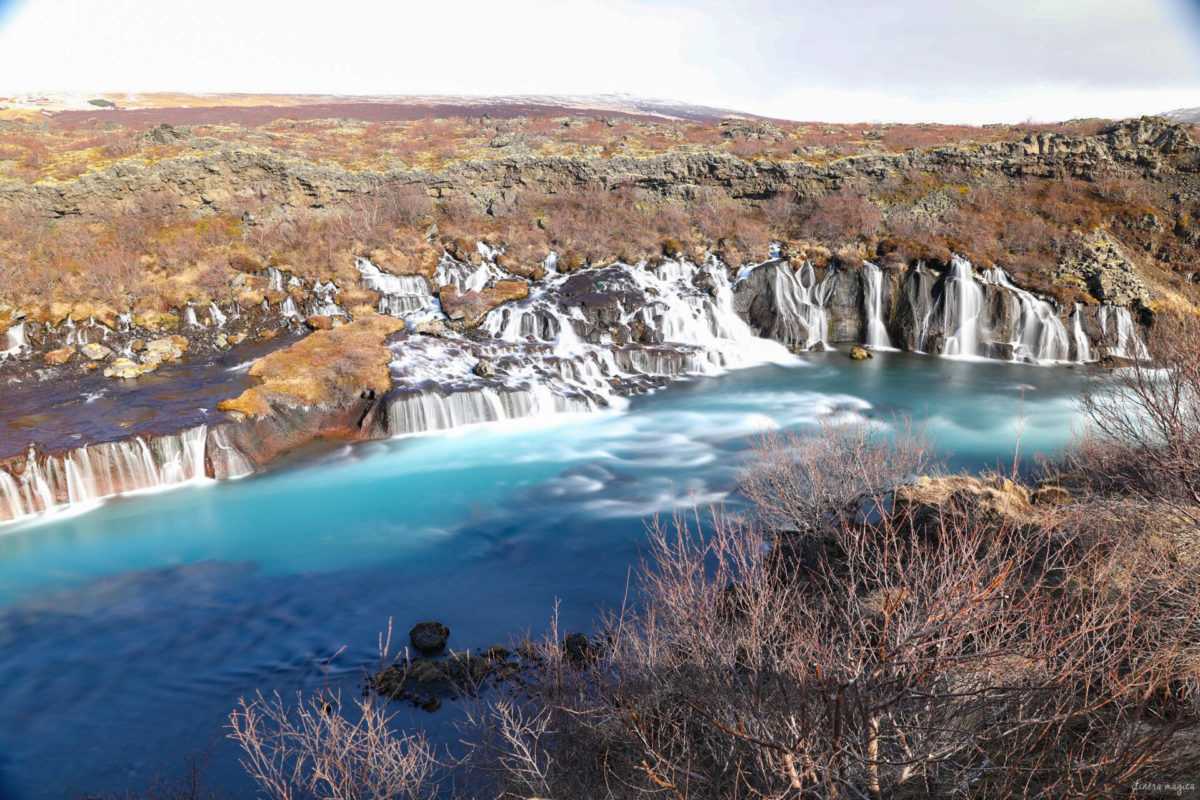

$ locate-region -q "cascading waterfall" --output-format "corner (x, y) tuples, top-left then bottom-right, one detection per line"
(388, 386), (593, 435)
(907, 265), (936, 353)
(0, 426), (253, 524)
(356, 258), (434, 317)
(942, 256), (984, 358)
(433, 252), (504, 293)
(1, 323), (27, 359)
(861, 261), (893, 349)
(387, 256), (793, 438)
(1071, 304), (1093, 362)
(2, 242), (1153, 525)
(1099, 306), (1150, 361)
(306, 281), (345, 318)
(743, 260), (830, 350)
(981, 267), (1070, 363)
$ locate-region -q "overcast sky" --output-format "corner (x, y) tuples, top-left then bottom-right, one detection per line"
(0, 0), (1197, 123)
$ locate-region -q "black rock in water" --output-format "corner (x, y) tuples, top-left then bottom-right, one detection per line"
(410, 621), (450, 654)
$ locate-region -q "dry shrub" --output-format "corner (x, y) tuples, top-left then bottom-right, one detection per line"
(1071, 312), (1200, 527)
(229, 690), (441, 800)
(466, 420), (1200, 799)
(740, 415), (938, 537)
(797, 188), (883, 243)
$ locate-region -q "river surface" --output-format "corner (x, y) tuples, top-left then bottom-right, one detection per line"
(0, 352), (1089, 798)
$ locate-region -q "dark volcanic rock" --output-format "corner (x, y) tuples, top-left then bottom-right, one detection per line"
(562, 632), (597, 667)
(410, 621), (450, 654)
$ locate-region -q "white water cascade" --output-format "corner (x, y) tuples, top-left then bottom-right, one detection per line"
(981, 267), (1070, 363)
(1071, 304), (1093, 363)
(1099, 306), (1150, 361)
(387, 257), (793, 438)
(433, 251), (505, 293)
(1, 323), (27, 359)
(0, 425), (254, 523)
(208, 302), (228, 327)
(942, 257), (985, 358)
(356, 258), (435, 317)
(306, 280), (345, 318)
(742, 260), (831, 350)
(861, 261), (893, 350)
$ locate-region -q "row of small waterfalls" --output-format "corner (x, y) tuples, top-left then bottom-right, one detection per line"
(0, 249), (1150, 524)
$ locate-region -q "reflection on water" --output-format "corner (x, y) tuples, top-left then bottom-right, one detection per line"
(0, 352), (1088, 798)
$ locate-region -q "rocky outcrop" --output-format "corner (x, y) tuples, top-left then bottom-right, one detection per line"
(1, 118), (1193, 218)
(438, 280), (529, 327)
(217, 315), (403, 418)
(1052, 232), (1151, 307)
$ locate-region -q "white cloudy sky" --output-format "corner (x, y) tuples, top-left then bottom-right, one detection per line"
(0, 0), (1197, 123)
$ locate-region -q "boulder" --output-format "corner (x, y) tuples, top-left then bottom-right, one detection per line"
(217, 316), (404, 418)
(849, 346), (872, 360)
(410, 621), (450, 654)
(413, 320), (446, 336)
(407, 659), (446, 684)
(305, 315), (333, 330)
(43, 346), (76, 365)
(142, 335), (189, 365)
(472, 359), (497, 378)
(104, 357), (152, 379)
(80, 342), (113, 361)
(562, 632), (597, 668)
(439, 280), (529, 328)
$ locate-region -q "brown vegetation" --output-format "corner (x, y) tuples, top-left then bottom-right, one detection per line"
(462, 426), (1200, 798)
(217, 315), (403, 418)
(1, 111), (1197, 330)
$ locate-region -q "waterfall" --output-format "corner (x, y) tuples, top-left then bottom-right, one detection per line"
(941, 257), (984, 358)
(746, 260), (829, 350)
(185, 306), (200, 327)
(981, 267), (1070, 363)
(208, 302), (228, 327)
(1, 323), (27, 358)
(207, 425), (255, 479)
(433, 253), (505, 293)
(0, 426), (252, 524)
(387, 386), (593, 435)
(388, 257), (793, 438)
(279, 297), (301, 320)
(1099, 306), (1150, 361)
(306, 280), (345, 318)
(861, 261), (892, 349)
(1071, 304), (1093, 362)
(907, 265), (936, 353)
(356, 258), (434, 317)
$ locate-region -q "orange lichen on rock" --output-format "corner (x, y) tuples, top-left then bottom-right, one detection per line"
(217, 315), (403, 418)
(438, 280), (529, 327)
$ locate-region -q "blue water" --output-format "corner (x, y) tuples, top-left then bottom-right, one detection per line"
(0, 353), (1087, 798)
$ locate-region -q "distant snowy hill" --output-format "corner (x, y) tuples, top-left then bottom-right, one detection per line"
(1161, 107), (1200, 123)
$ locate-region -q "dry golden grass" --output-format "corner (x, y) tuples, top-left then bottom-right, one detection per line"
(217, 315), (403, 418)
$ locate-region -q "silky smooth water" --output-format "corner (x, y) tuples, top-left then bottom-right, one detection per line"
(0, 353), (1088, 798)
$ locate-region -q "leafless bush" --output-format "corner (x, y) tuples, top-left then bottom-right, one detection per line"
(739, 415), (939, 537)
(797, 187), (883, 243)
(466, 421), (1200, 799)
(1073, 312), (1200, 527)
(228, 690), (440, 800)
